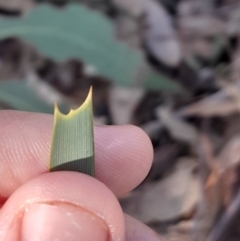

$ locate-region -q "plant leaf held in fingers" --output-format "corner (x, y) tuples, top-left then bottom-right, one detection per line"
(50, 87), (94, 176)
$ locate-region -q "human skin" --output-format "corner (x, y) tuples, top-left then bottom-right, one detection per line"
(0, 110), (163, 241)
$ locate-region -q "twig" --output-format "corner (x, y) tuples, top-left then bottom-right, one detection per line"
(206, 187), (240, 241)
(192, 133), (222, 241)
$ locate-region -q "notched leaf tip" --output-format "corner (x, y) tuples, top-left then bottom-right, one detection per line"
(54, 86), (92, 118)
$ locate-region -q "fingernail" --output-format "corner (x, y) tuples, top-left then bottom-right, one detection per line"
(21, 203), (109, 241)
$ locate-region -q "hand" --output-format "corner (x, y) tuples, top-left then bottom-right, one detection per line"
(0, 110), (161, 241)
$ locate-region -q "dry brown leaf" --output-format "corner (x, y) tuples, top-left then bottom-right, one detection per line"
(156, 107), (198, 144)
(0, 0), (33, 12)
(192, 135), (223, 241)
(177, 99), (237, 117)
(221, 167), (238, 207)
(112, 0), (144, 16)
(143, 0), (182, 66)
(218, 136), (240, 171)
(121, 158), (200, 223)
(109, 86), (144, 125)
(167, 221), (195, 241)
(179, 16), (227, 36)
(176, 84), (240, 118)
(217, 136), (240, 207)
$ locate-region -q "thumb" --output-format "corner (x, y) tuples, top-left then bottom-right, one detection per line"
(22, 203), (108, 241)
(0, 172), (125, 241)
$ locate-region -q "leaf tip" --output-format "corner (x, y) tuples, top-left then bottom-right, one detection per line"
(68, 86), (92, 118)
(53, 87), (92, 119)
(54, 102), (59, 114)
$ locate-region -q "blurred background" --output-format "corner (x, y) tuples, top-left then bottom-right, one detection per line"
(1, 0), (240, 240)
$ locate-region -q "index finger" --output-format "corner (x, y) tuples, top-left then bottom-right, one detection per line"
(0, 110), (153, 204)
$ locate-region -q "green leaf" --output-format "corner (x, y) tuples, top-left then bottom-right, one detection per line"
(145, 68), (182, 92)
(0, 80), (70, 113)
(0, 3), (180, 91)
(0, 81), (54, 113)
(0, 4), (140, 85)
(50, 87), (94, 176)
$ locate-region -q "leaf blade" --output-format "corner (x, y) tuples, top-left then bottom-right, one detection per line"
(0, 81), (54, 113)
(0, 3), (181, 91)
(50, 87), (94, 176)
(0, 4), (141, 86)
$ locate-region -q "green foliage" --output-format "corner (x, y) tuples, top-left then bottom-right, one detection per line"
(0, 4), (139, 85)
(0, 81), (54, 113)
(0, 3), (180, 91)
(0, 81), (69, 113)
